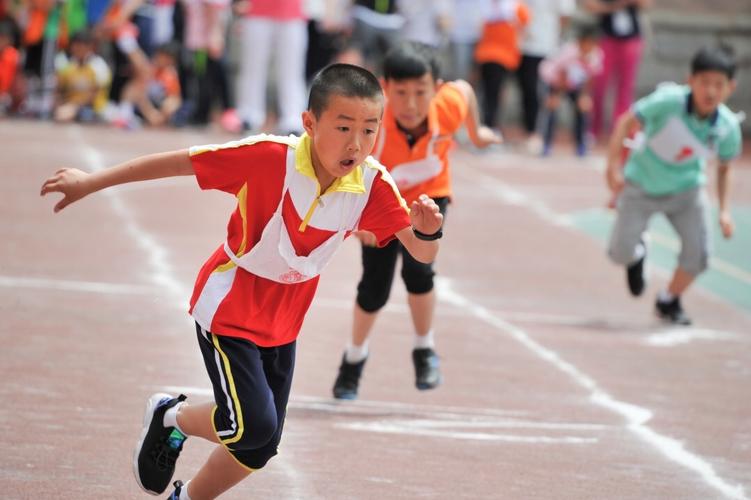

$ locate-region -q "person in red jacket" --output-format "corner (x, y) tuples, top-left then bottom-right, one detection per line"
(0, 20), (19, 114)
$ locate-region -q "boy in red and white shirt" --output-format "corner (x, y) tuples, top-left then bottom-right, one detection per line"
(41, 64), (443, 500)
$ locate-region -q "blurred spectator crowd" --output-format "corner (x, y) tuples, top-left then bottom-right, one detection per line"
(0, 0), (650, 153)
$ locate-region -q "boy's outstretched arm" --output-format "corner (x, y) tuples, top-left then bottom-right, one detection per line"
(396, 194), (444, 264)
(450, 80), (503, 148)
(40, 149), (194, 212)
(606, 111), (639, 194)
(717, 161), (734, 238)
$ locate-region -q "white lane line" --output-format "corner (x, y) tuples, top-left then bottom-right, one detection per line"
(0, 275), (156, 295)
(158, 386), (605, 444)
(312, 296), (637, 328)
(437, 277), (748, 500)
(645, 328), (741, 347)
(464, 167), (573, 228)
(71, 127), (189, 312)
(337, 421), (597, 444)
(160, 386), (527, 418)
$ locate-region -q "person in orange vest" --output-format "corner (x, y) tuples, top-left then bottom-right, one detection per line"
(473, 0), (530, 132)
(333, 42), (501, 400)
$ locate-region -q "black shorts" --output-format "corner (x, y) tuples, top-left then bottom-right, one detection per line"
(195, 323), (296, 470)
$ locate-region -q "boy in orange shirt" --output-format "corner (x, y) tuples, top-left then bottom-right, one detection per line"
(333, 42), (501, 400)
(41, 63), (443, 500)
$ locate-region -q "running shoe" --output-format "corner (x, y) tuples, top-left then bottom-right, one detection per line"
(413, 348), (442, 390)
(626, 241), (647, 296)
(655, 296), (692, 325)
(134, 393), (187, 495)
(332, 355), (367, 400)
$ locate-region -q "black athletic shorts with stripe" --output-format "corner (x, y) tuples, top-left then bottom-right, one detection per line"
(195, 323), (295, 470)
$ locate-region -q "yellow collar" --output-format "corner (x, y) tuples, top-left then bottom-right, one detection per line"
(295, 133), (366, 194)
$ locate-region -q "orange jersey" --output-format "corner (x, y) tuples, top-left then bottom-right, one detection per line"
(473, 1), (530, 70)
(372, 83), (468, 204)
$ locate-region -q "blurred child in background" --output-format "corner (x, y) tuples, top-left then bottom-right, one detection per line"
(53, 30), (111, 122)
(473, 0), (530, 133)
(0, 20), (19, 115)
(538, 25), (602, 156)
(115, 35), (181, 127)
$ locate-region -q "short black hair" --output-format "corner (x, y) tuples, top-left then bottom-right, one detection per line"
(691, 45), (736, 79)
(154, 41), (180, 61)
(308, 63), (383, 117)
(69, 29), (94, 46)
(575, 23), (600, 41)
(383, 42), (441, 82)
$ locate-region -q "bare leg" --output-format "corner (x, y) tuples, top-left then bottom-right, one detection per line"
(667, 267), (695, 297)
(176, 402), (219, 443)
(407, 290), (435, 337)
(352, 303), (378, 347)
(186, 445), (253, 500)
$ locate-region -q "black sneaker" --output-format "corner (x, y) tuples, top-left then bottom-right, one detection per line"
(133, 393), (187, 495)
(166, 480), (185, 500)
(333, 355), (367, 400)
(626, 256), (646, 296)
(412, 348), (442, 390)
(626, 244), (647, 296)
(655, 296), (692, 325)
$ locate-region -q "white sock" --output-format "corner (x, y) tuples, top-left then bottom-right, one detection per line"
(345, 342), (369, 363)
(633, 241), (646, 261)
(179, 480), (192, 500)
(163, 403), (186, 434)
(414, 329), (435, 349)
(658, 289), (675, 303)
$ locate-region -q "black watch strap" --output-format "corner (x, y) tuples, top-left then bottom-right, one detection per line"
(412, 227), (443, 241)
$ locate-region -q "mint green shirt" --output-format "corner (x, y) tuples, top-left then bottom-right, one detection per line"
(625, 83), (742, 196)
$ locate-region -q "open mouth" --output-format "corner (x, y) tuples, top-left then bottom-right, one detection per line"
(339, 158), (356, 168)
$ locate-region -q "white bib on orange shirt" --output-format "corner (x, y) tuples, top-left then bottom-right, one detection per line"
(374, 127), (443, 191)
(223, 146), (378, 284)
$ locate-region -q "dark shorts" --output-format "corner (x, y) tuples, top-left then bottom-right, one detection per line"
(195, 323), (295, 470)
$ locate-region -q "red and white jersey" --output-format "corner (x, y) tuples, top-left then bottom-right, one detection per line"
(188, 134), (410, 346)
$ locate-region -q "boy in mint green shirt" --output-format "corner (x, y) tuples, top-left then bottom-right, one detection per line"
(605, 45), (741, 325)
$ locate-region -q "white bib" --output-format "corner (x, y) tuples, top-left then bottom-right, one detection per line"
(224, 149), (375, 283)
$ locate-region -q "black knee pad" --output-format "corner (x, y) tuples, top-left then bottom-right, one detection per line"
(402, 264), (435, 295)
(357, 281), (391, 312)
